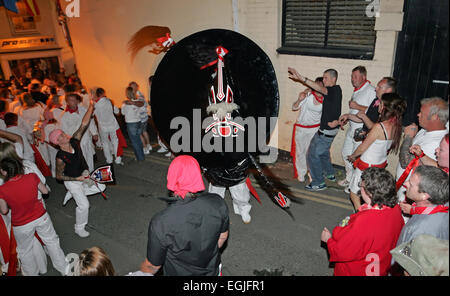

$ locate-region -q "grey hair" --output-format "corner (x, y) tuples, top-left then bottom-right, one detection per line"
(414, 165), (449, 205)
(421, 97), (449, 126)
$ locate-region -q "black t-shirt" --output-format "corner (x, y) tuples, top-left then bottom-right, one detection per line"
(363, 98), (380, 132)
(56, 138), (89, 177)
(147, 193), (230, 276)
(320, 85), (342, 131)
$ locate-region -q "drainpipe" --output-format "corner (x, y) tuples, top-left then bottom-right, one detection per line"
(232, 0), (239, 32)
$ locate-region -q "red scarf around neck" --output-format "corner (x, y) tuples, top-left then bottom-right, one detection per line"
(409, 203), (449, 215)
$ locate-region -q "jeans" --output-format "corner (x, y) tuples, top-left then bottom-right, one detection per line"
(307, 132), (336, 186)
(127, 122), (145, 161)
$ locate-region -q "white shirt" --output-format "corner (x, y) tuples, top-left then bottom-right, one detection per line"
(295, 93), (322, 126)
(121, 101), (141, 123)
(94, 97), (119, 132)
(136, 91), (149, 121)
(58, 106), (97, 143)
(349, 81), (376, 129)
(8, 100), (21, 113)
(17, 103), (45, 139)
(396, 128), (448, 180)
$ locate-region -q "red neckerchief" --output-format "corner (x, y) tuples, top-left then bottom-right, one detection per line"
(0, 112), (5, 120)
(442, 167), (449, 175)
(358, 203), (389, 212)
(409, 202), (449, 215)
(312, 91), (323, 104)
(396, 152), (424, 191)
(354, 80), (370, 92)
(65, 106), (78, 114)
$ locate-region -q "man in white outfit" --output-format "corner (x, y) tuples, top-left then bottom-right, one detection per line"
(338, 66), (375, 190)
(58, 93), (98, 172)
(4, 113), (35, 163)
(209, 181), (252, 224)
(338, 77), (395, 193)
(51, 97), (105, 238)
(92, 88), (122, 165)
(396, 97), (448, 214)
(291, 78), (324, 182)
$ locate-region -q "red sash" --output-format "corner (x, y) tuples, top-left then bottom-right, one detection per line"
(115, 128), (128, 157)
(291, 123), (320, 178)
(311, 91), (323, 104)
(409, 203), (449, 215)
(0, 217), (18, 276)
(31, 144), (52, 177)
(245, 178), (261, 204)
(353, 158), (387, 171)
(395, 152), (424, 191)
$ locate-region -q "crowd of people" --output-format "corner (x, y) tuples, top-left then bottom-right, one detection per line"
(0, 71), (172, 276)
(289, 65), (449, 276)
(0, 63), (448, 276)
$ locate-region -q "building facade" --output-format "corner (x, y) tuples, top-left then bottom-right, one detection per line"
(2, 0), (416, 173)
(0, 0), (75, 82)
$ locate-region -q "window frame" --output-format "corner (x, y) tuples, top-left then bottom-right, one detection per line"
(277, 0), (376, 60)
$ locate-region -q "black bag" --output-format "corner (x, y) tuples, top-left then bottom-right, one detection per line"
(353, 127), (367, 142)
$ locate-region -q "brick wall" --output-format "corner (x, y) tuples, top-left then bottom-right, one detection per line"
(237, 0), (405, 174)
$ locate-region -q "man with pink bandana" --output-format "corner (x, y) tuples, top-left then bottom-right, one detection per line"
(139, 155), (229, 276)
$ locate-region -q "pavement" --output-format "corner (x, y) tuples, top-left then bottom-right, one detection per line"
(37, 144), (354, 276)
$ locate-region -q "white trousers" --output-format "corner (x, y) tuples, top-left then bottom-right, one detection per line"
(13, 213), (67, 276)
(64, 181), (106, 230)
(99, 129), (119, 164)
(1, 212), (47, 274)
(48, 144), (58, 178)
(341, 126), (362, 183)
(209, 182), (251, 216)
(294, 127), (319, 180)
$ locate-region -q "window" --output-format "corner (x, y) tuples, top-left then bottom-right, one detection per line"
(278, 0), (377, 60)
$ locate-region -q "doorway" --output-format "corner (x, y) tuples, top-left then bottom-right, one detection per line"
(393, 0), (449, 126)
(8, 56), (60, 81)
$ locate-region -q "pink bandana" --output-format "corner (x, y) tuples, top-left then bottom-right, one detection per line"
(49, 129), (64, 145)
(167, 155), (205, 199)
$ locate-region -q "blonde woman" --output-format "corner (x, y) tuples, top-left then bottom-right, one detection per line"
(121, 87), (145, 161)
(75, 246), (115, 276)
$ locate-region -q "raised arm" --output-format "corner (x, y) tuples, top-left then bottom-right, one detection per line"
(399, 124), (419, 169)
(288, 67), (328, 95)
(72, 100), (95, 141)
(0, 130), (23, 146)
(292, 90), (310, 111)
